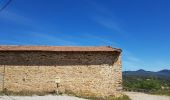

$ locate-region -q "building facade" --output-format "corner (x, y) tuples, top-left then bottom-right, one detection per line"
(0, 46), (122, 97)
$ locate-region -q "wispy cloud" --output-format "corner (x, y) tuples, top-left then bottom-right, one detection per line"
(82, 33), (119, 46)
(84, 0), (112, 15)
(91, 16), (124, 33)
(0, 10), (34, 26)
(0, 10), (48, 31)
(0, 10), (78, 46)
(85, 0), (124, 34)
(122, 50), (147, 71)
(0, 31), (79, 46)
(28, 32), (78, 45)
(147, 61), (170, 71)
(122, 50), (170, 71)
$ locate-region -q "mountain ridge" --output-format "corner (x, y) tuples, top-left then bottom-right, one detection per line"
(123, 69), (170, 80)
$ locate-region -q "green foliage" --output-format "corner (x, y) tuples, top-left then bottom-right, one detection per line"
(138, 79), (160, 90)
(151, 89), (170, 96)
(140, 79), (161, 90)
(123, 76), (170, 96)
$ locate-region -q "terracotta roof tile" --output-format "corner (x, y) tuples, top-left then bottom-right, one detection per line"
(0, 46), (122, 52)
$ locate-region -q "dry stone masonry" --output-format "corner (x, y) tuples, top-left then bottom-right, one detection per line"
(0, 46), (122, 98)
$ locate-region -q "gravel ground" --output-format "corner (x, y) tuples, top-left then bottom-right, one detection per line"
(0, 95), (87, 100)
(1, 92), (169, 100)
(125, 92), (170, 100)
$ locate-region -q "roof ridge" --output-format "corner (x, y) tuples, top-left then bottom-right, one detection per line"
(0, 45), (121, 52)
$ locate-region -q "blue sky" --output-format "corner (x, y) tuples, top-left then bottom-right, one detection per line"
(0, 0), (170, 71)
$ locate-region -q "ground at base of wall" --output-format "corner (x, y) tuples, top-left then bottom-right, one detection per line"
(0, 91), (130, 100)
(0, 95), (86, 100)
(0, 95), (131, 100)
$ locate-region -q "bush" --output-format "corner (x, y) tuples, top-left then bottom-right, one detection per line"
(123, 78), (162, 91)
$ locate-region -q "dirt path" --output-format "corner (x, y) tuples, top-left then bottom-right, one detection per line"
(0, 95), (87, 100)
(124, 92), (170, 100)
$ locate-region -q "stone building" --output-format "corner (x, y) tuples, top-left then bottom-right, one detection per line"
(0, 46), (122, 97)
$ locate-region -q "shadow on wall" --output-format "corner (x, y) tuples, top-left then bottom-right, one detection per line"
(0, 51), (120, 66)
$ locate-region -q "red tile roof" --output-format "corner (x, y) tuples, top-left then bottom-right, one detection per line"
(0, 46), (122, 52)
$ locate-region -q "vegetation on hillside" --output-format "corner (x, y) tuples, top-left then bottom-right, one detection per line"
(123, 73), (170, 96)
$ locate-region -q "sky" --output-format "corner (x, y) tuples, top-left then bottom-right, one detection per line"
(0, 0), (170, 71)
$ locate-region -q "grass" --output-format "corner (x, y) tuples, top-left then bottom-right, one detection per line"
(114, 95), (131, 100)
(150, 89), (170, 96)
(77, 94), (131, 100)
(0, 91), (3, 95)
(0, 91), (48, 96)
(64, 89), (131, 100)
(0, 89), (58, 96)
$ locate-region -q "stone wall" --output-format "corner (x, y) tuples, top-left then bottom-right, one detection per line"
(0, 51), (122, 97)
(0, 65), (4, 91)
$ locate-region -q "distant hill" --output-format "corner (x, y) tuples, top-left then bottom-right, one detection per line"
(123, 69), (170, 80)
(123, 69), (170, 96)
